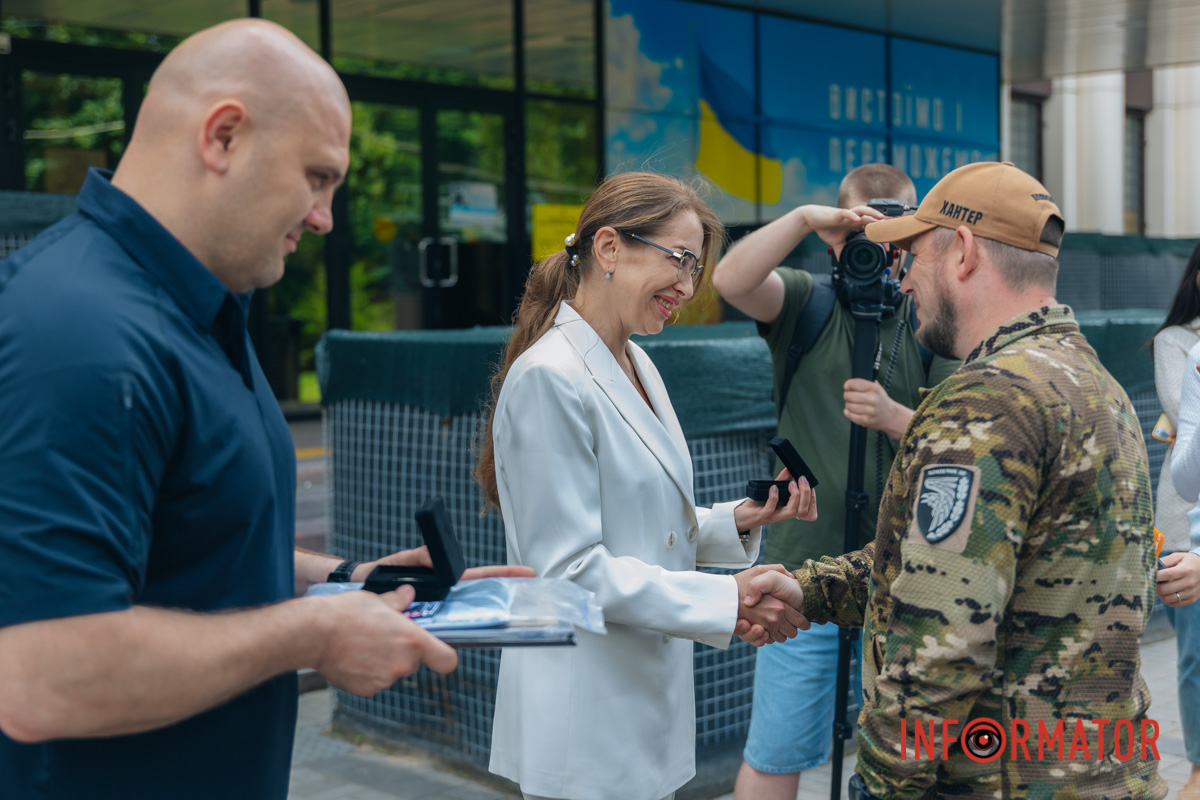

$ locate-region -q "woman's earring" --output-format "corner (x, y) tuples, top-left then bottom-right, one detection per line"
(565, 232), (581, 267)
(604, 270), (612, 280)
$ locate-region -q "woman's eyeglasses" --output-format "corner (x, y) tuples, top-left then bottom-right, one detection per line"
(620, 230), (703, 283)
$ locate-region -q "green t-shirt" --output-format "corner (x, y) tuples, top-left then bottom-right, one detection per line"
(760, 267), (959, 570)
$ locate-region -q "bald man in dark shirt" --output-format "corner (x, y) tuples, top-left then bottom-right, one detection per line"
(0, 20), (529, 800)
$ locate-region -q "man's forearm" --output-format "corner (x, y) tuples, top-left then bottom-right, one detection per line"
(0, 599), (328, 743)
(295, 548), (359, 595)
(884, 403), (914, 441)
(713, 207), (811, 299)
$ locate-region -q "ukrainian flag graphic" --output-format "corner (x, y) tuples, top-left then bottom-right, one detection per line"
(695, 49), (782, 204)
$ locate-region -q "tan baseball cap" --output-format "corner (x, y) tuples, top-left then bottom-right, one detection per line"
(864, 161), (1064, 257)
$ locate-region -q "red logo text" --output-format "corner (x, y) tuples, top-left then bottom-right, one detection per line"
(900, 717), (1161, 763)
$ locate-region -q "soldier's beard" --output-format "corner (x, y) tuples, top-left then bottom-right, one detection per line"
(916, 284), (959, 360)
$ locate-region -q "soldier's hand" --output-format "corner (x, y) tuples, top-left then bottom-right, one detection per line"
(310, 586), (458, 696)
(742, 569), (810, 633)
(1157, 551), (1200, 607)
(733, 565), (806, 645)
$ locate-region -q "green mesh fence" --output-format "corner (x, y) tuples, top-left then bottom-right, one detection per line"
(316, 311), (1161, 425)
(316, 321), (776, 437)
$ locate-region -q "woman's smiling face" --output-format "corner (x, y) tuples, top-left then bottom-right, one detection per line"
(607, 210), (704, 338)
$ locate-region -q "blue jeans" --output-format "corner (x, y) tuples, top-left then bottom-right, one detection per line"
(743, 623), (863, 773)
(1166, 505), (1200, 767)
(1165, 598), (1200, 767)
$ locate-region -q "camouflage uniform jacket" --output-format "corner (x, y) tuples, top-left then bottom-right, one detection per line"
(795, 306), (1167, 800)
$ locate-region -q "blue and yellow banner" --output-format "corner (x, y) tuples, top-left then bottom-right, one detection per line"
(694, 48), (782, 204)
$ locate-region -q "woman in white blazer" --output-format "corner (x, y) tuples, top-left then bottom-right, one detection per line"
(475, 172), (817, 800)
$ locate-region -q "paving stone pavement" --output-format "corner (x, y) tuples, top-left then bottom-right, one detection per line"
(1141, 634), (1196, 798)
(289, 634), (1191, 800)
(288, 689), (517, 800)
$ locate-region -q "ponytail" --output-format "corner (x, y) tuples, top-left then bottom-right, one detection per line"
(1151, 238), (1200, 358)
(475, 249), (581, 511)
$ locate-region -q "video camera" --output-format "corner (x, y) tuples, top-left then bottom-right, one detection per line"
(830, 197), (916, 313)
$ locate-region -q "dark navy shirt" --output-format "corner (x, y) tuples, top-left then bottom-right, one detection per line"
(0, 169), (298, 799)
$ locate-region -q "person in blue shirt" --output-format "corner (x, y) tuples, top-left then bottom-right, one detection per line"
(0, 19), (529, 800)
(1164, 331), (1200, 800)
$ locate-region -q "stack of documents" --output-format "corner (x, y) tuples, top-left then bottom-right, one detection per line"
(308, 576), (605, 647)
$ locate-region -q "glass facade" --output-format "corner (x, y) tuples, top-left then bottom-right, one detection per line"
(0, 0), (999, 404)
(261, 0), (319, 51)
(3, 0), (243, 49)
(526, 99), (598, 206)
(605, 0), (1000, 226)
(524, 0), (595, 97)
(332, 0), (515, 89)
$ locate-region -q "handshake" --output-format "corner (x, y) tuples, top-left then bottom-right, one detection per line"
(725, 463), (819, 647)
(731, 565), (811, 646)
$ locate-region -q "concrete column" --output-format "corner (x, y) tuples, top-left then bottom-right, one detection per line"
(1146, 64), (1200, 237)
(1146, 67), (1175, 236)
(1042, 76), (1076, 228)
(1043, 72), (1125, 234)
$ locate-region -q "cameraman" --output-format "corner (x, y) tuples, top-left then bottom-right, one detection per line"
(712, 164), (959, 800)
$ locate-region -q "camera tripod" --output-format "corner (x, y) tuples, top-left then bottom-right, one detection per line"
(829, 299), (894, 800)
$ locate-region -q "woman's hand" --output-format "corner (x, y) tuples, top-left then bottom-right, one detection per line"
(1157, 551), (1200, 606)
(732, 565), (807, 645)
(733, 470), (818, 531)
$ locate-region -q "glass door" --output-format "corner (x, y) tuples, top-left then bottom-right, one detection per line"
(426, 108), (510, 329)
(340, 91), (516, 333)
(344, 101), (425, 331)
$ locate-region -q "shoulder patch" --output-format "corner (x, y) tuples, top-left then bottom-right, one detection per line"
(908, 464), (980, 553)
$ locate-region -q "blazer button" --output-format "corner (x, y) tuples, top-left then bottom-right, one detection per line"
(686, 525), (698, 542)
(666, 531), (677, 548)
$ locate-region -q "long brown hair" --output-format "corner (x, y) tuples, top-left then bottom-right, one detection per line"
(1151, 239), (1200, 357)
(475, 171), (724, 511)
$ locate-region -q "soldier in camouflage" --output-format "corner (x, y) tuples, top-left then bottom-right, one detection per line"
(748, 162), (1168, 800)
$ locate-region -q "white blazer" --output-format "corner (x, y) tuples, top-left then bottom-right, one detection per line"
(1173, 337), (1200, 504)
(488, 302), (761, 800)
(1154, 322), (1200, 550)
